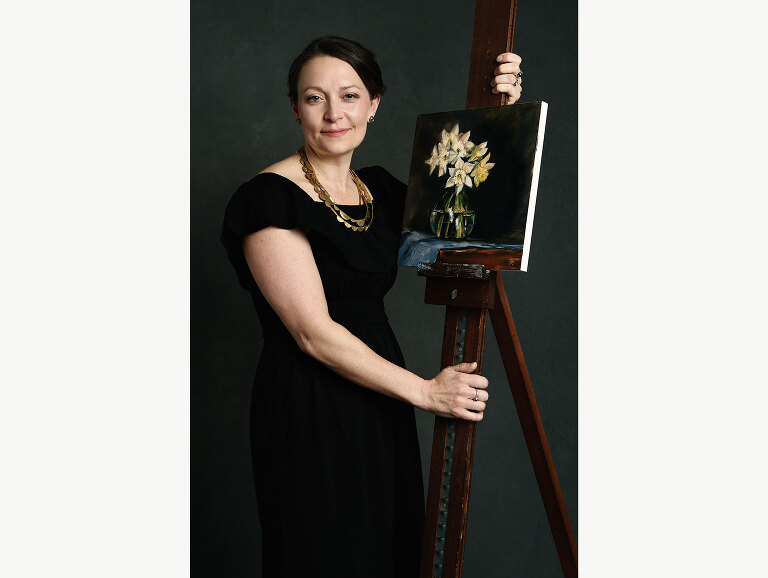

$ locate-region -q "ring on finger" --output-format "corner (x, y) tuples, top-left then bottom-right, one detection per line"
(511, 70), (523, 87)
(473, 388), (479, 402)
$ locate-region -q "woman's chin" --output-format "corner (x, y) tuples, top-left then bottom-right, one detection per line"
(307, 136), (363, 158)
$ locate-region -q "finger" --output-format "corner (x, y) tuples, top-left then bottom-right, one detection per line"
(493, 63), (521, 76)
(507, 89), (521, 105)
(491, 83), (516, 94)
(491, 73), (521, 87)
(469, 376), (489, 391)
(455, 387), (486, 410)
(492, 82), (517, 92)
(495, 52), (522, 65)
(467, 398), (487, 411)
(458, 408), (484, 422)
(452, 361), (478, 374)
(464, 382), (489, 402)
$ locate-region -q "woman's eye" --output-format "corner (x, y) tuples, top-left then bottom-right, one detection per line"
(306, 95), (321, 103)
(344, 93), (359, 100)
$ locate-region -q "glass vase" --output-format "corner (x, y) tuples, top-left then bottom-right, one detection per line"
(429, 189), (475, 240)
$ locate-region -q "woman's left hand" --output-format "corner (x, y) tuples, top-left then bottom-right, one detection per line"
(491, 52), (523, 104)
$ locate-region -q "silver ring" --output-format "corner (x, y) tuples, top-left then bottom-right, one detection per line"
(473, 388), (479, 402)
(511, 71), (523, 87)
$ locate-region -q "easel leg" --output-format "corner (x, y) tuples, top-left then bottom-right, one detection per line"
(489, 274), (578, 576)
(420, 304), (489, 578)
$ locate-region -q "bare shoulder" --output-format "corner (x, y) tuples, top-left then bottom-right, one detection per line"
(258, 153), (317, 200)
(258, 154), (298, 178)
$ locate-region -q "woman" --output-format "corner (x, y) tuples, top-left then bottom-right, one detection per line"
(222, 36), (523, 577)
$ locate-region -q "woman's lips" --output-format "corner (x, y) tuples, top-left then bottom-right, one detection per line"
(321, 129), (350, 137)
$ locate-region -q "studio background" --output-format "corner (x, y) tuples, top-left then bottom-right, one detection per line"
(191, 0), (577, 575)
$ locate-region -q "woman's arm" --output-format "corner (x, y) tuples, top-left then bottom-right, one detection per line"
(243, 226), (489, 421)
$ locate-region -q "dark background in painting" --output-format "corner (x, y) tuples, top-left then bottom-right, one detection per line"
(191, 0), (577, 576)
(404, 103), (545, 244)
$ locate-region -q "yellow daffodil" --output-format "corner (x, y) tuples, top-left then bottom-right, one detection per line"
(429, 123), (493, 194)
(467, 142), (488, 162)
(469, 153), (495, 187)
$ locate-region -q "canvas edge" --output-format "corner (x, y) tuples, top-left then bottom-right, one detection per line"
(521, 101), (548, 272)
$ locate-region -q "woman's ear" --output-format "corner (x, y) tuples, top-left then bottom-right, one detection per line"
(370, 94), (381, 118)
(290, 97), (299, 121)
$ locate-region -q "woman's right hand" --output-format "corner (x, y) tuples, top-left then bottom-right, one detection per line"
(419, 362), (489, 422)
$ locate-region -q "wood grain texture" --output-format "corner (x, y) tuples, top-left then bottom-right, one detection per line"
(420, 306), (489, 578)
(466, 0), (517, 109)
(417, 262), (491, 280)
(440, 307), (488, 576)
(439, 248), (524, 271)
(420, 308), (460, 576)
(423, 277), (496, 309)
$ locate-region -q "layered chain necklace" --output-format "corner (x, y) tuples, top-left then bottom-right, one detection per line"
(298, 147), (373, 232)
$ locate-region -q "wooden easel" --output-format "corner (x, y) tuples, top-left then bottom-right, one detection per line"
(418, 1), (577, 577)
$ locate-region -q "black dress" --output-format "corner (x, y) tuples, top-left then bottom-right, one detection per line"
(221, 167), (425, 577)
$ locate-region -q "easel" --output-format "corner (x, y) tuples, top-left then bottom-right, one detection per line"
(418, 1), (578, 577)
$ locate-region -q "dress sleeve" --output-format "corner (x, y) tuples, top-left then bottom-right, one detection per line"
(220, 173), (304, 291)
(222, 168), (404, 291)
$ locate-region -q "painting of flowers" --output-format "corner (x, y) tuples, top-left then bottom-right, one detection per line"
(398, 102), (548, 271)
(425, 123), (495, 239)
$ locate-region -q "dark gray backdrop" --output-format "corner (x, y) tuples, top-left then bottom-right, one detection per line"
(191, 1), (577, 575)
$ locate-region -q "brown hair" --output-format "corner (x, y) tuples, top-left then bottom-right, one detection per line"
(287, 36), (386, 102)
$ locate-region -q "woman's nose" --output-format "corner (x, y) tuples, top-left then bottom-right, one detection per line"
(324, 103), (343, 122)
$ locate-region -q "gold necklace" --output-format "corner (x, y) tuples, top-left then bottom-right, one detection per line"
(298, 147), (373, 232)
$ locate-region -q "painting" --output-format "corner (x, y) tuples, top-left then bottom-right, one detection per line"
(398, 102), (548, 271)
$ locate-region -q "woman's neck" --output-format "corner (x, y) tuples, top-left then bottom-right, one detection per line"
(302, 145), (354, 198)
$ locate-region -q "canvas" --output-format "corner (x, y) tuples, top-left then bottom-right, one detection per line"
(398, 102), (548, 271)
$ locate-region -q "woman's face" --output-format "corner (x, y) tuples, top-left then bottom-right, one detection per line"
(292, 56), (380, 160)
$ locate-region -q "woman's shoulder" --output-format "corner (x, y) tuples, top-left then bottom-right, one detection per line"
(237, 154), (315, 199)
(258, 155), (301, 182)
(223, 159), (315, 239)
(258, 155), (294, 177)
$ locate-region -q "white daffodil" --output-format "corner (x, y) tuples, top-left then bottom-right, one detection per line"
(469, 153), (495, 187)
(425, 144), (440, 176)
(436, 141), (458, 177)
(452, 131), (475, 159)
(467, 141), (488, 163)
(446, 157), (475, 194)
(440, 123), (461, 150)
